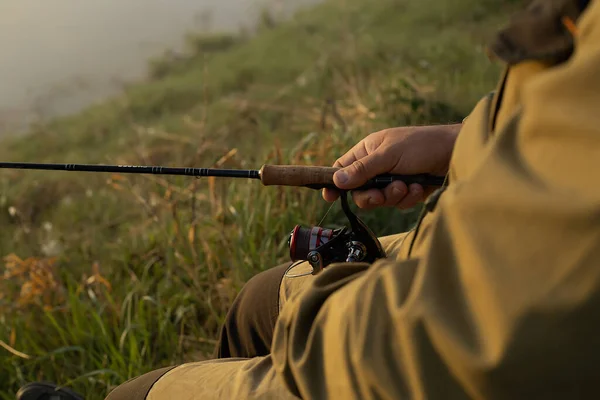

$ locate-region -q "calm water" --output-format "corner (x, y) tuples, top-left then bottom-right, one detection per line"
(0, 0), (320, 135)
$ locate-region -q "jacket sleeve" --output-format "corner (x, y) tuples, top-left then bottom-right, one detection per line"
(270, 3), (600, 399)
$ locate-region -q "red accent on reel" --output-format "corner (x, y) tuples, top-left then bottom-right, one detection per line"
(289, 225), (336, 262)
(289, 225), (301, 261)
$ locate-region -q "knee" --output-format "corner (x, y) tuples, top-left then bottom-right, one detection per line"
(105, 367), (176, 400)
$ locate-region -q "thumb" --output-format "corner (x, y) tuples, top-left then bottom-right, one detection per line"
(333, 151), (392, 189)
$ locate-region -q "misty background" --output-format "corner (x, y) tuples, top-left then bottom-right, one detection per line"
(0, 0), (321, 136)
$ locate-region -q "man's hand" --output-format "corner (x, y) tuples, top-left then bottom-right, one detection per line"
(322, 124), (461, 209)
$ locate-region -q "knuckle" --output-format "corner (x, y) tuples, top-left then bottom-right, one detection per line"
(352, 191), (367, 202)
(387, 182), (406, 200)
(384, 191), (399, 205)
(397, 191), (418, 208)
(381, 128), (393, 136)
(351, 159), (368, 176)
(352, 192), (369, 208)
(409, 184), (424, 197)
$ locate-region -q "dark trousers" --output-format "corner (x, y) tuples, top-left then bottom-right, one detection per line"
(213, 262), (290, 358)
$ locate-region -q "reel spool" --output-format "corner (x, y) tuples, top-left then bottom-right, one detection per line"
(286, 191), (386, 276)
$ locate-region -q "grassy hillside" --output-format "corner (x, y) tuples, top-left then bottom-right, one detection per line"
(0, 0), (517, 398)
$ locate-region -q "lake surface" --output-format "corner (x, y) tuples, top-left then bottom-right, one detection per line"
(0, 0), (321, 135)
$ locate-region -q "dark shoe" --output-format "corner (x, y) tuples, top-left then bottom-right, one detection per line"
(16, 382), (84, 400)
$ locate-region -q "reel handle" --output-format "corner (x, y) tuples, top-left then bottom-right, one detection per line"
(259, 165), (445, 190)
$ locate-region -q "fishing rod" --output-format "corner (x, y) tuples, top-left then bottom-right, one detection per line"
(0, 161), (446, 275)
(0, 162), (445, 191)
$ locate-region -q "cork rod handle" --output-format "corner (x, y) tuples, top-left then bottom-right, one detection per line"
(259, 165), (336, 187)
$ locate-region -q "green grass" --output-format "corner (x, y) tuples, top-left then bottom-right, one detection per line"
(0, 0), (517, 398)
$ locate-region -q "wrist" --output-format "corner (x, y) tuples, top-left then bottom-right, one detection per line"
(448, 122), (463, 137)
(440, 123), (461, 146)
(434, 124), (461, 176)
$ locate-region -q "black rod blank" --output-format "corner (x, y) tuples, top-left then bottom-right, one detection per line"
(0, 162), (260, 179)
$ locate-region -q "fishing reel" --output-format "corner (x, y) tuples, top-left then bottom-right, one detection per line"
(286, 191), (385, 276)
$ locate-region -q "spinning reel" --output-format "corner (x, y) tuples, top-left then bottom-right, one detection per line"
(287, 191), (386, 276)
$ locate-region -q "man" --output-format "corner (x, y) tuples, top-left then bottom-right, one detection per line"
(18, 0), (599, 398)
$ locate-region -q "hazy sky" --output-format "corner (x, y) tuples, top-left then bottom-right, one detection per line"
(0, 0), (319, 134)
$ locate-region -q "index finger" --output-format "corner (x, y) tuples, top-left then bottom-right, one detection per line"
(333, 141), (369, 168)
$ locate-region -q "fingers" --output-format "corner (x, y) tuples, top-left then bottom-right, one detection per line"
(349, 182), (424, 210)
(333, 151), (393, 190)
(333, 142), (369, 169)
(322, 143), (369, 203)
(383, 181), (409, 206)
(323, 179), (425, 209)
(396, 183), (424, 209)
(351, 181), (406, 208)
(322, 152), (387, 203)
(351, 188), (385, 209)
(322, 187), (340, 202)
